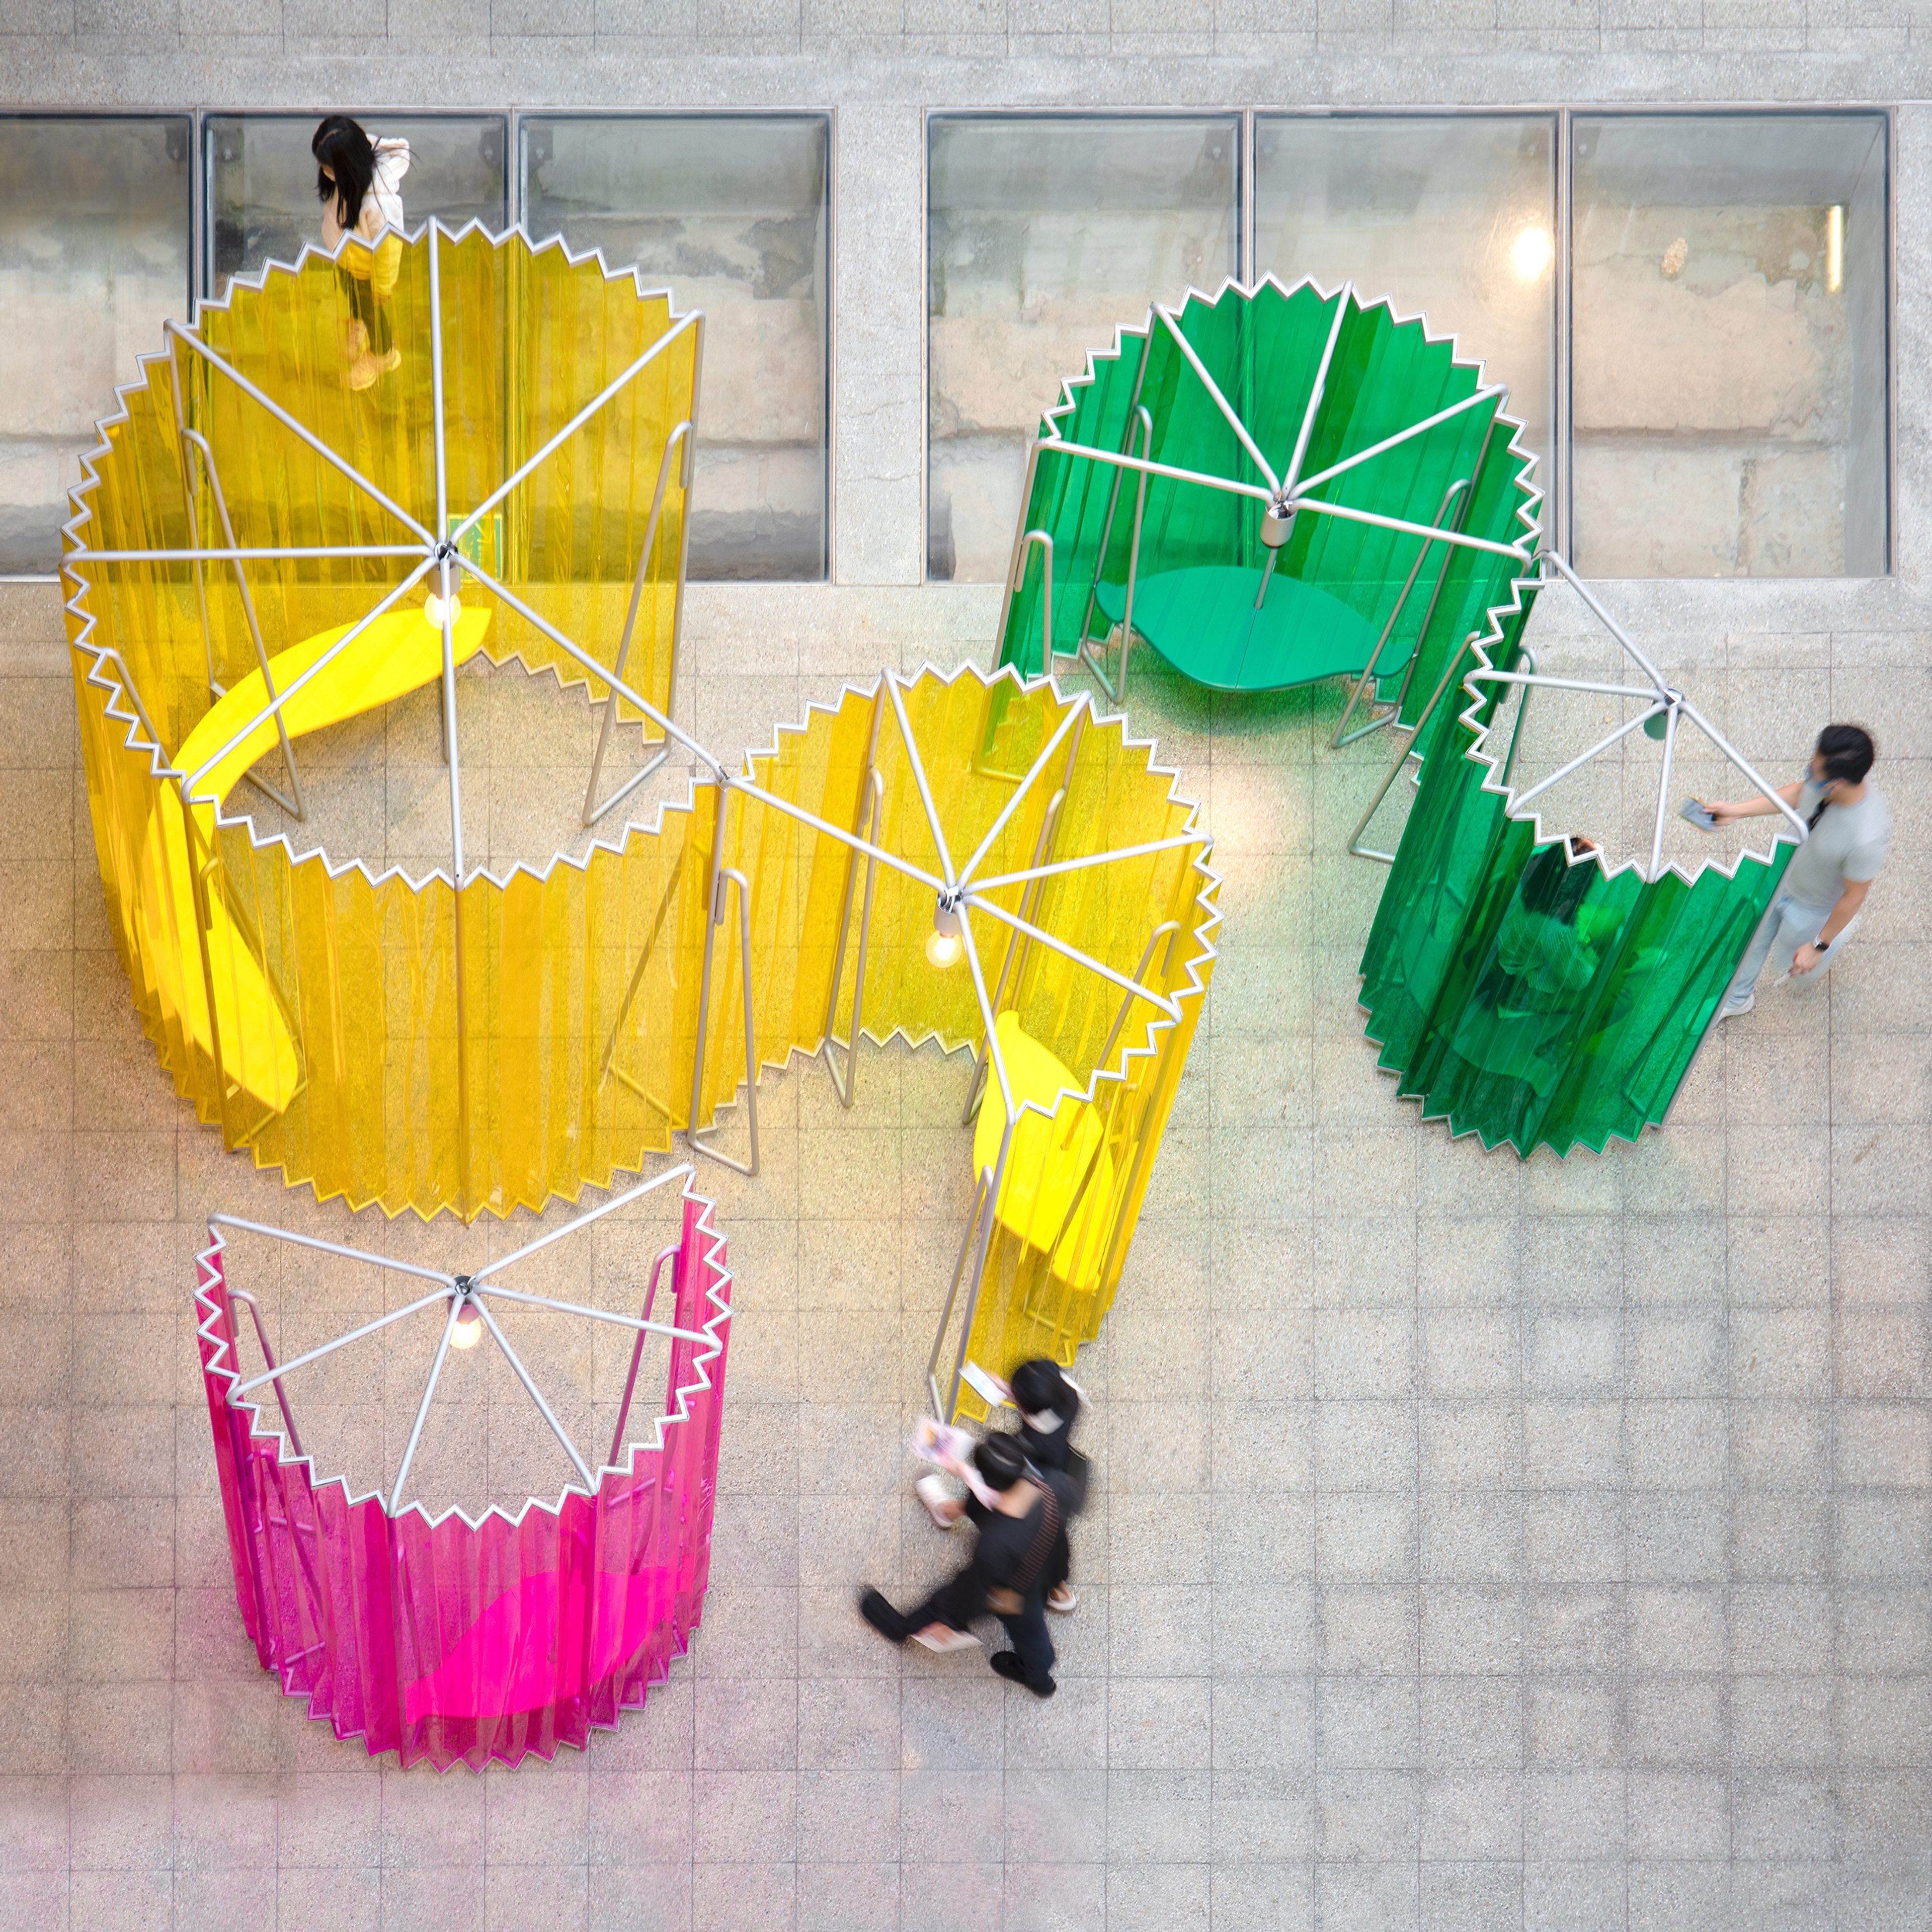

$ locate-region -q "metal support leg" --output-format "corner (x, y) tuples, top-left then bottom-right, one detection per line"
(1330, 476), (1474, 750)
(686, 785), (761, 1177)
(1006, 530), (1055, 676)
(1077, 332), (1155, 649)
(961, 787), (1066, 1126)
(582, 420), (694, 828)
(823, 768), (883, 1107)
(166, 351), (220, 707)
(225, 1289), (304, 1458)
(1080, 405), (1153, 706)
(1347, 631), (1482, 863)
(599, 849), (688, 1113)
(942, 1126), (1013, 1424)
(608, 1242), (680, 1468)
(927, 1172), (991, 1419)
(177, 426), (307, 820)
(994, 440), (1045, 648)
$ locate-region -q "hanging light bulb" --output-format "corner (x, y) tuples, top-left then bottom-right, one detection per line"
(926, 898), (964, 971)
(424, 589), (462, 629)
(450, 1297), (484, 1349)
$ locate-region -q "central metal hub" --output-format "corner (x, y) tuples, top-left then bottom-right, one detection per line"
(1261, 497), (1299, 549)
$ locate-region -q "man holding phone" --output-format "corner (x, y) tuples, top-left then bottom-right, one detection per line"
(1701, 723), (1889, 1019)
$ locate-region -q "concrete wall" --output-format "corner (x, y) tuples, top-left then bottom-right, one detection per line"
(1, 15), (1927, 654)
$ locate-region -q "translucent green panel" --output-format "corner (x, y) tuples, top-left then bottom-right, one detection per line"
(999, 279), (1540, 702)
(1358, 609), (1789, 1157)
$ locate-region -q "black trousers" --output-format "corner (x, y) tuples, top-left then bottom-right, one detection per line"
(995, 1591), (1056, 1689)
(337, 265), (393, 355)
(869, 1575), (1057, 1689)
(868, 1572), (983, 1642)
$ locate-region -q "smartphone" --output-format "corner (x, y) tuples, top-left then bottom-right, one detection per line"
(1678, 798), (1718, 832)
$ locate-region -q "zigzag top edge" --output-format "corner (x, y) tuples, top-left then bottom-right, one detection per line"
(1032, 274), (1544, 532)
(1436, 577), (1799, 890)
(193, 1181), (735, 1535)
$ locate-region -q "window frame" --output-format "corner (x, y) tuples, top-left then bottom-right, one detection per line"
(0, 109), (197, 579)
(922, 106), (1249, 588)
(200, 108), (511, 303)
(513, 106), (836, 585)
(1561, 104), (1893, 577)
(920, 103), (1896, 584)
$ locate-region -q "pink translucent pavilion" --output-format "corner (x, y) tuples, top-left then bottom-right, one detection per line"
(196, 1166), (732, 1771)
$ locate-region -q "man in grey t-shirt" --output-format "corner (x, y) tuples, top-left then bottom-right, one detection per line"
(1704, 723), (1890, 1019)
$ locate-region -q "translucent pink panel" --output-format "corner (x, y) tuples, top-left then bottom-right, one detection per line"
(195, 1193), (731, 1772)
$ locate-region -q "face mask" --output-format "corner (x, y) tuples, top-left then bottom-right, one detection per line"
(1023, 1408), (1065, 1433)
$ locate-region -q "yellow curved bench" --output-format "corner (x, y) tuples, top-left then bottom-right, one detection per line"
(141, 605), (493, 1118)
(971, 1010), (1116, 1296)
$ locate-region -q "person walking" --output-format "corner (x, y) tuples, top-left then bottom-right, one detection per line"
(312, 115), (411, 391)
(860, 1433), (1069, 1698)
(1705, 723), (1889, 1019)
(915, 1358), (1085, 1614)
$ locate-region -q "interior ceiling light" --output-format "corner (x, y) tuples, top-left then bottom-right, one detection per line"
(1511, 225), (1553, 280)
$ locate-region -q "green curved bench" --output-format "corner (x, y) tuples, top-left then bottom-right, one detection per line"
(999, 277), (1541, 720)
(1092, 565), (1382, 694)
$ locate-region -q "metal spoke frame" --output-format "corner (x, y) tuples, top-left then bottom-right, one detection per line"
(1346, 548), (1812, 879)
(1155, 303), (1280, 493)
(1280, 287), (1350, 497)
(135, 223), (712, 828)
(113, 227), (1216, 1433)
(209, 1163), (713, 1515)
(1000, 285), (1532, 708)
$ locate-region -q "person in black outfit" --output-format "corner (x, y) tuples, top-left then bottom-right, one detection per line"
(915, 1358), (1085, 1614)
(860, 1433), (1067, 1697)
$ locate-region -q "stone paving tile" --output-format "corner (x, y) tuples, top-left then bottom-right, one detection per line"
(0, 581), (1926, 1931)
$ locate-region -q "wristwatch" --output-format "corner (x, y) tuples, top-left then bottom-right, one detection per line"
(1807, 934), (1830, 952)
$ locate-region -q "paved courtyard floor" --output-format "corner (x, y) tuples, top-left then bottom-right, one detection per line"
(0, 576), (1926, 1930)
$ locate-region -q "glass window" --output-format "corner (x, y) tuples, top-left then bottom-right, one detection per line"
(1571, 112), (1888, 577)
(206, 113), (507, 301)
(1253, 114), (1557, 503)
(522, 114), (830, 583)
(0, 116), (191, 573)
(927, 114), (1241, 583)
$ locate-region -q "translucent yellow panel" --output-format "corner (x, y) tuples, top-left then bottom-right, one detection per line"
(65, 222), (1220, 1317)
(66, 227), (701, 1219)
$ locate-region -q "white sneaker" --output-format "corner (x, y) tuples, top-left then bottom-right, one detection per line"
(911, 1625), (981, 1653)
(1047, 1584), (1077, 1614)
(1719, 994), (1754, 1018)
(915, 1474), (960, 1530)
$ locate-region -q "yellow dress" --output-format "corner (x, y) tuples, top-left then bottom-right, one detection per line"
(326, 137), (410, 300)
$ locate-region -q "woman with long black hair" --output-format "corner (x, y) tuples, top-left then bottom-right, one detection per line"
(312, 115), (411, 391)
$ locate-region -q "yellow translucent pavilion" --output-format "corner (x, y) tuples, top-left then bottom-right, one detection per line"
(62, 222), (1219, 1417)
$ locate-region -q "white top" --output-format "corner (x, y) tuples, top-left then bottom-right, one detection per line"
(1784, 770), (1891, 910)
(323, 137), (411, 249)
(362, 138), (411, 240)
